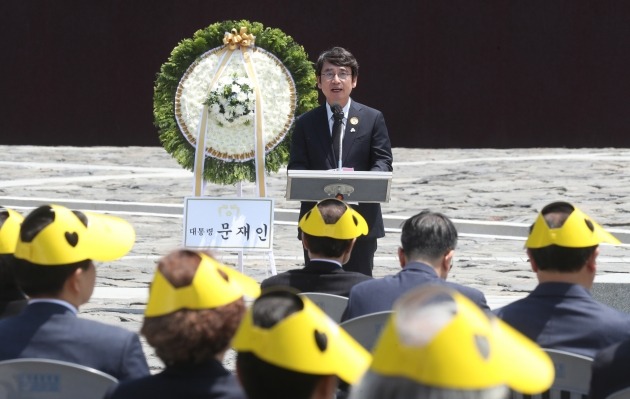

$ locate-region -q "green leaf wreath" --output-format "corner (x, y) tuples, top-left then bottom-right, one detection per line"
(154, 20), (319, 185)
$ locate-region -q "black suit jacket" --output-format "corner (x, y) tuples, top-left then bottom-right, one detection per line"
(590, 339), (630, 399)
(288, 101), (393, 239)
(0, 302), (149, 381)
(341, 262), (490, 321)
(261, 260), (373, 297)
(107, 359), (246, 399)
(493, 282), (630, 358)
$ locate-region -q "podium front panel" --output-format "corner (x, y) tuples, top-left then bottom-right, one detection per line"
(286, 170), (392, 203)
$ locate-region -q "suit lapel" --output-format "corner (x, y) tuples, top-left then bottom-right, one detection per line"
(342, 101), (362, 162)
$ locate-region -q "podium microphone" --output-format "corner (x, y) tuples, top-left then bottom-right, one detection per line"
(331, 103), (344, 170)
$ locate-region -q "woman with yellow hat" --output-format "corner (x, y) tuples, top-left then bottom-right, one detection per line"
(107, 249), (260, 399)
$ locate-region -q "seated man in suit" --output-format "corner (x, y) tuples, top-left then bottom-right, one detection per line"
(0, 204), (150, 381)
(342, 210), (489, 321)
(0, 207), (28, 319)
(261, 198), (372, 297)
(233, 288), (371, 399)
(494, 201), (630, 358)
(107, 249), (260, 399)
(350, 285), (554, 399)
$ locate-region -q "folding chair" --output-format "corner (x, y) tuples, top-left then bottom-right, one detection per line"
(0, 358), (118, 399)
(510, 348), (593, 399)
(339, 310), (394, 351)
(298, 292), (349, 323)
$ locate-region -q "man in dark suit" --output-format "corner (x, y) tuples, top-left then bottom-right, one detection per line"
(0, 204), (150, 381)
(494, 201), (630, 358)
(261, 198), (372, 296)
(341, 210), (489, 321)
(288, 46), (393, 277)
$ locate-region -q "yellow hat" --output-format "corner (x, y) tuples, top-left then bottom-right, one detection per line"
(526, 202), (620, 248)
(0, 207), (24, 255)
(144, 252), (261, 317)
(299, 199), (368, 239)
(13, 204), (135, 265)
(370, 286), (554, 394)
(232, 291), (371, 384)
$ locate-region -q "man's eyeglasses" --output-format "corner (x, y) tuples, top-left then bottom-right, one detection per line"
(321, 71), (352, 81)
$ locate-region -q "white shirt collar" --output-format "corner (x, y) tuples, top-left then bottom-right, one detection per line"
(326, 99), (352, 121)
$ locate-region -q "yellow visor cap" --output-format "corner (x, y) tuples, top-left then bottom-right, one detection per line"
(232, 294), (371, 384)
(144, 252), (261, 317)
(0, 208), (24, 255)
(526, 203), (620, 248)
(299, 199), (368, 239)
(370, 286), (554, 394)
(14, 204), (135, 265)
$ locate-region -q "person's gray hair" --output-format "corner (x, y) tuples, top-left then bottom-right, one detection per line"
(349, 372), (509, 399)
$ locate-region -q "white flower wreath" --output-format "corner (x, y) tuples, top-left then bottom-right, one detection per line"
(205, 73), (255, 127)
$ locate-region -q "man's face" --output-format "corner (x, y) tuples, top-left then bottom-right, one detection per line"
(317, 61), (357, 107)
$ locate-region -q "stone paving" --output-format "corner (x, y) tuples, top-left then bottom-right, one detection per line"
(2, 145), (630, 372)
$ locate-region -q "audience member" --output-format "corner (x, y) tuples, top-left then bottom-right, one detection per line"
(0, 207), (27, 319)
(233, 288), (371, 399)
(349, 285), (554, 399)
(107, 249), (259, 399)
(494, 201), (630, 358)
(342, 210), (489, 321)
(0, 204), (149, 381)
(261, 198), (372, 296)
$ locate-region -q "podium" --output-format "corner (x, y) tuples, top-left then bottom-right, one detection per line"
(286, 170), (392, 203)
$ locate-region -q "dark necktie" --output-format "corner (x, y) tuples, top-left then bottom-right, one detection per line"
(332, 113), (343, 165)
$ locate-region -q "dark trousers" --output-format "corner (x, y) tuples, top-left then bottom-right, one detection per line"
(304, 237), (377, 277)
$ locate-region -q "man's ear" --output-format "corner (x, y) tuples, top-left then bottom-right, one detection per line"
(65, 268), (83, 295)
(311, 375), (337, 399)
(442, 250), (454, 273)
(397, 247), (406, 268)
(526, 249), (539, 272)
(302, 235), (310, 251)
(585, 246), (600, 273)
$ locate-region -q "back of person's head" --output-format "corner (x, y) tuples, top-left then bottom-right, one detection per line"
(0, 207), (24, 292)
(299, 198), (367, 258)
(350, 285), (555, 399)
(142, 249), (259, 366)
(316, 47), (359, 77)
(234, 288), (371, 399)
(400, 211), (458, 262)
(12, 204), (135, 297)
(526, 202), (620, 272)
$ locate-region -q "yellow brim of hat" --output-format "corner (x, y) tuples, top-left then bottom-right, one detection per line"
(526, 206), (620, 248)
(14, 204), (135, 265)
(232, 295), (371, 384)
(299, 200), (368, 239)
(144, 252), (260, 317)
(370, 287), (554, 394)
(0, 208), (23, 255)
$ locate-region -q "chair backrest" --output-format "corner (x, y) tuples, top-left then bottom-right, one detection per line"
(606, 387), (630, 399)
(0, 358), (118, 399)
(510, 348), (593, 399)
(298, 292), (349, 323)
(339, 311), (394, 351)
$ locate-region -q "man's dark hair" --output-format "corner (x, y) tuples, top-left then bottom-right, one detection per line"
(236, 290), (323, 399)
(528, 202), (597, 272)
(13, 205), (91, 297)
(302, 199), (354, 258)
(315, 46), (359, 78)
(400, 211), (458, 261)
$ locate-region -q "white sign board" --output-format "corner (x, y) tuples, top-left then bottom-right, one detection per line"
(183, 197), (274, 250)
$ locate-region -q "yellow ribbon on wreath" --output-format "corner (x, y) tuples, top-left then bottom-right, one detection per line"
(193, 26), (267, 198)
